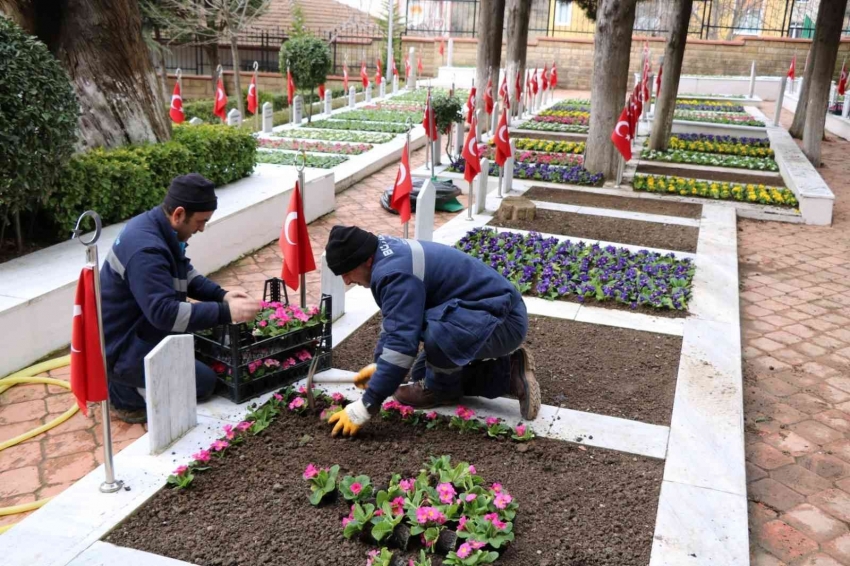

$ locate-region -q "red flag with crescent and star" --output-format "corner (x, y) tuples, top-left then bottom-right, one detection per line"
(542, 64), (549, 91)
(247, 75), (258, 114)
(391, 141), (413, 223)
(392, 57), (398, 77)
(461, 114), (482, 184)
(655, 62), (663, 98)
(170, 82), (185, 123)
(439, 39), (445, 56)
(287, 68), (296, 106)
(550, 62), (558, 88)
(611, 105), (632, 162)
(494, 105), (511, 167)
(499, 73), (508, 99)
(361, 61), (369, 88)
(466, 87), (477, 125)
(515, 68), (523, 100)
(839, 59), (847, 96)
(423, 91), (438, 140)
(788, 55), (796, 81)
(376, 58), (383, 85)
(214, 77), (228, 121)
(405, 55), (411, 78)
(70, 267), (107, 417)
(483, 77), (495, 114)
(417, 55), (423, 74)
(279, 182), (315, 291)
(628, 94), (638, 139)
(318, 83), (326, 100)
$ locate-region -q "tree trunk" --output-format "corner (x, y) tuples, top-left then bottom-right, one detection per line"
(229, 34), (244, 117)
(2, 0), (170, 149)
(153, 27), (169, 112)
(803, 0), (848, 164)
(205, 44), (221, 95)
(584, 0), (638, 180)
(475, 0), (506, 112)
(789, 48), (816, 138)
(506, 0), (532, 116)
(649, 0), (694, 151)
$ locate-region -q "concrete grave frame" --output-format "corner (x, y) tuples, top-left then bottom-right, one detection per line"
(0, 163), (748, 565)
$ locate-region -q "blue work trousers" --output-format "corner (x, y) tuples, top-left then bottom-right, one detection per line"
(108, 360), (217, 410)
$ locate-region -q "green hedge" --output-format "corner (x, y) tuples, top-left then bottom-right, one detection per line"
(47, 125), (256, 233)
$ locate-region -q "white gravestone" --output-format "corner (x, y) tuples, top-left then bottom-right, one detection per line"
(830, 82), (837, 106)
(490, 103), (499, 138)
(144, 335), (198, 455)
(393, 76), (399, 95)
(475, 157), (490, 214)
(408, 47), (416, 87)
(320, 252), (345, 322)
(476, 108), (485, 141)
(366, 85), (373, 103)
(189, 117), (204, 125)
(414, 180), (436, 242)
(454, 120), (464, 159)
(227, 108), (242, 127)
(843, 94), (850, 119)
(503, 139), (516, 193)
(293, 95), (303, 125)
(749, 61), (757, 99)
(349, 86), (357, 108)
(379, 81), (386, 99)
(262, 102), (273, 133)
(324, 90), (333, 116)
(433, 130), (443, 166)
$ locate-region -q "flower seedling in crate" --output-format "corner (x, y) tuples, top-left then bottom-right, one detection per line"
(249, 302), (323, 338)
(304, 463), (340, 505)
(341, 474), (374, 502)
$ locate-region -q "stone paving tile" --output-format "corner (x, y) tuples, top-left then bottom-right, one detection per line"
(744, 104), (850, 564)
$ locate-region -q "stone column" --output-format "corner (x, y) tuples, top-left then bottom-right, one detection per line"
(227, 108), (242, 127)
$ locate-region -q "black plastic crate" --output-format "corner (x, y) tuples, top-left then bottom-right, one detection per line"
(193, 278), (333, 404)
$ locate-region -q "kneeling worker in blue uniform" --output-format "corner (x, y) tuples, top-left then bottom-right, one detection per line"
(100, 174), (261, 423)
(324, 225), (540, 437)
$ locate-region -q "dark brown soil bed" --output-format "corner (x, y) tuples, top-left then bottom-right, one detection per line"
(333, 314), (681, 426)
(511, 130), (588, 143)
(636, 162), (784, 187)
(105, 402), (662, 566)
(523, 186), (703, 219)
(488, 208), (699, 253)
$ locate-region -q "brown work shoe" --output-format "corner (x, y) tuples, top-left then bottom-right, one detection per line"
(509, 347), (540, 420)
(392, 380), (461, 409)
(110, 404), (147, 425)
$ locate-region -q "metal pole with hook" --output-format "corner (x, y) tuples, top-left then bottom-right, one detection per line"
(215, 65), (224, 123)
(71, 211), (124, 494)
(296, 147), (308, 308)
(176, 67), (183, 102)
(253, 61), (260, 132)
(404, 117), (412, 239)
(429, 84), (438, 181)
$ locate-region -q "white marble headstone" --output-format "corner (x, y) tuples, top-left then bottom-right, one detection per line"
(293, 95), (303, 124)
(454, 120), (464, 159)
(415, 180), (436, 242)
(748, 61), (757, 99)
(408, 46), (416, 87)
(379, 81), (386, 98)
(144, 335), (198, 455)
(433, 131), (442, 166)
(262, 102), (273, 133)
(366, 85), (373, 103)
(490, 103), (498, 137)
(475, 157), (490, 214)
(324, 90), (333, 115)
(189, 117), (204, 125)
(227, 108), (242, 127)
(393, 76), (399, 94)
(320, 252), (346, 322)
(349, 86), (357, 108)
(503, 139), (516, 193)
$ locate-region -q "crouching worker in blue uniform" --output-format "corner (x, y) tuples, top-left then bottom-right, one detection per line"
(324, 226), (540, 437)
(100, 174), (261, 424)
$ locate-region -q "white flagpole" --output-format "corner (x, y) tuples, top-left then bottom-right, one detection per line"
(296, 147), (307, 308)
(404, 119), (411, 239)
(253, 61), (259, 132)
(72, 211), (123, 494)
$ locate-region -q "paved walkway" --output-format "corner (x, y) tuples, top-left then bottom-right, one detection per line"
(745, 104), (850, 566)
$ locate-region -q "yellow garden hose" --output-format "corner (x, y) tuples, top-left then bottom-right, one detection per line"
(0, 355), (75, 534)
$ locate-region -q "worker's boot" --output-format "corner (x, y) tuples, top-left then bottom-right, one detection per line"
(110, 404), (147, 425)
(392, 380), (461, 409)
(509, 347), (540, 420)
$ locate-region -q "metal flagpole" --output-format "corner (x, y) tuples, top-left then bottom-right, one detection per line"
(253, 61), (259, 132)
(616, 155), (624, 188)
(176, 67), (182, 102)
(429, 85), (437, 181)
(404, 118), (412, 239)
(467, 113), (476, 222)
(496, 101), (503, 199)
(296, 147), (307, 308)
(72, 211), (123, 494)
(288, 60), (293, 126)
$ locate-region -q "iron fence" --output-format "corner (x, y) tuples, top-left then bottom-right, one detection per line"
(156, 28), (288, 76)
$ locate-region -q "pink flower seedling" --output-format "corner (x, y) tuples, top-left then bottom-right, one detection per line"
(425, 411), (438, 420)
(173, 465), (189, 476)
(485, 416), (511, 438)
(458, 516), (468, 531)
(469, 465), (476, 474)
(456, 543), (472, 559)
(450, 406), (482, 433)
(398, 478), (415, 492)
(236, 421), (253, 432)
(167, 464), (194, 490)
(306, 464), (340, 506)
(223, 424), (236, 440)
(288, 396), (306, 412)
(485, 417), (499, 427)
(464, 493), (477, 502)
(484, 512), (508, 530)
(273, 393), (283, 401)
(490, 483), (503, 494)
(455, 406), (475, 420)
(210, 439), (229, 452)
(303, 463), (319, 480)
(296, 349), (313, 362)
(494, 491), (513, 510)
(320, 405), (343, 421)
(331, 392), (345, 403)
(192, 449), (211, 464)
(341, 474), (372, 501)
(350, 482), (363, 495)
(415, 506), (447, 525)
(390, 496), (406, 516)
(437, 482), (457, 504)
(512, 422), (535, 442)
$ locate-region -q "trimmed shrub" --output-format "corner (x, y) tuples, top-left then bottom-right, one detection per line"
(47, 125), (255, 234)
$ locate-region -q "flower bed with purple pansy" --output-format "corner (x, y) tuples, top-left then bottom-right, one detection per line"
(447, 158), (602, 186)
(457, 228), (695, 311)
(257, 138), (374, 155)
(479, 147), (584, 167)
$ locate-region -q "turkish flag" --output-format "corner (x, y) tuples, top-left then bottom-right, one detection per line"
(247, 75), (258, 114)
(550, 62), (558, 88)
(494, 106), (511, 166)
(655, 62), (663, 98)
(318, 83), (326, 100)
(611, 105), (632, 162)
(343, 66), (349, 92)
(423, 92), (438, 140)
(214, 77), (228, 121)
(279, 182), (316, 291)
(788, 55), (796, 81)
(361, 61), (369, 88)
(405, 56), (411, 78)
(483, 77), (494, 114)
(169, 82), (185, 124)
(466, 87), (477, 125)
(502, 89), (510, 111)
(391, 141), (413, 223)
(287, 69), (295, 106)
(627, 95), (637, 140)
(376, 58), (383, 85)
(417, 55), (423, 74)
(439, 40), (445, 56)
(392, 57), (398, 77)
(531, 69), (539, 95)
(838, 60), (847, 96)
(542, 64), (549, 91)
(70, 267), (107, 417)
(632, 83), (643, 120)
(499, 74), (507, 99)
(461, 115), (481, 184)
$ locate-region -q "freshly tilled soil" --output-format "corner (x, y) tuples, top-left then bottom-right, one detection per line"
(523, 186), (703, 219)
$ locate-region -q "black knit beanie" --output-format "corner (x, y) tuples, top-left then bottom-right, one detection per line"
(164, 173), (218, 213)
(326, 225), (379, 275)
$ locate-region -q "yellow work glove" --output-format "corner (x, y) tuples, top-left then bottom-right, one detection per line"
(353, 363), (378, 390)
(329, 399), (371, 437)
